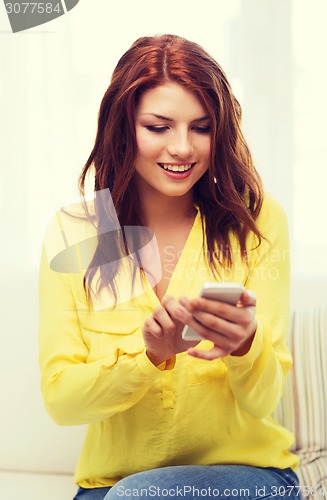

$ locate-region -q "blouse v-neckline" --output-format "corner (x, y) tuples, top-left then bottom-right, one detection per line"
(146, 207), (203, 306)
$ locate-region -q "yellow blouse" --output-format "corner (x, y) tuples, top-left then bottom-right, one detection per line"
(39, 193), (299, 488)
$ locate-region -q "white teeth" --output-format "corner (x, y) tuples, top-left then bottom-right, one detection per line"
(158, 163), (194, 172)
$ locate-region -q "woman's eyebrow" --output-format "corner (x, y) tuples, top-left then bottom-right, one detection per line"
(140, 113), (210, 122)
(192, 116), (210, 123)
(140, 113), (173, 121)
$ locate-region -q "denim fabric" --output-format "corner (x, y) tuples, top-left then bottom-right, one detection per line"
(73, 486), (111, 499)
(103, 465), (301, 499)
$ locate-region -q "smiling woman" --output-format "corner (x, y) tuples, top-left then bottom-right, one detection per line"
(77, 34), (265, 303)
(134, 82), (211, 200)
(39, 34), (301, 500)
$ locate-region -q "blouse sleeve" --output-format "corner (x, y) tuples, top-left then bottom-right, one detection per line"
(38, 215), (172, 426)
(223, 193), (292, 419)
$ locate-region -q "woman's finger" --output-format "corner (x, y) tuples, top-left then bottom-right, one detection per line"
(181, 296), (243, 322)
(191, 306), (255, 335)
(161, 294), (192, 324)
(143, 317), (163, 338)
(152, 304), (176, 335)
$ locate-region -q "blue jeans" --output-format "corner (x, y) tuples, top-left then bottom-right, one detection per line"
(74, 465), (301, 499)
(74, 486), (111, 499)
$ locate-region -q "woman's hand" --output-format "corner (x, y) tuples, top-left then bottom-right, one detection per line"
(142, 295), (199, 366)
(180, 290), (257, 361)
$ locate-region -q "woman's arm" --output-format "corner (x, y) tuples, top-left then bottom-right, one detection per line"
(38, 248), (172, 426)
(222, 194), (291, 418)
(180, 194), (291, 418)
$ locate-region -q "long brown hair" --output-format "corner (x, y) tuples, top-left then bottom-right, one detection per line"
(79, 34), (264, 299)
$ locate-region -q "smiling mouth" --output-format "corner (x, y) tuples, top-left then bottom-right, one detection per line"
(157, 162), (196, 173)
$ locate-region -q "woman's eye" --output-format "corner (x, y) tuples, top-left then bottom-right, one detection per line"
(193, 126), (211, 134)
(144, 125), (210, 134)
(145, 126), (168, 133)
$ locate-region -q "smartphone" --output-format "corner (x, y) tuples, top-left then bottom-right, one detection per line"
(181, 282), (244, 341)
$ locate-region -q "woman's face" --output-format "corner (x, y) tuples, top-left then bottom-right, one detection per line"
(134, 82), (211, 200)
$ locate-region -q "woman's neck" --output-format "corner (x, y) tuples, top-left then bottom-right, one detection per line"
(139, 191), (196, 229)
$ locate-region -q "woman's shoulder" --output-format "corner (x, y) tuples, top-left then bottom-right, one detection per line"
(42, 198), (97, 274)
(257, 192), (288, 226)
(253, 192), (289, 249)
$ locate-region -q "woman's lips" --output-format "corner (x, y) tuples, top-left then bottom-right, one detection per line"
(158, 162), (196, 172)
(157, 162), (196, 179)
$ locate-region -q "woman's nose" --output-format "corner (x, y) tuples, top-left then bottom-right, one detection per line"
(167, 131), (194, 159)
